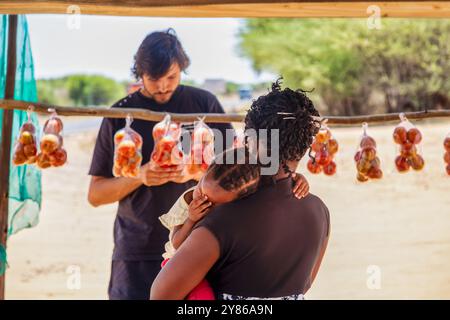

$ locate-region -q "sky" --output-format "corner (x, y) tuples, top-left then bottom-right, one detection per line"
(26, 14), (276, 84)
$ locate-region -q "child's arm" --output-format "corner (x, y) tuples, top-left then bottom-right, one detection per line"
(292, 172), (310, 199)
(171, 221), (195, 250)
(171, 195), (212, 250)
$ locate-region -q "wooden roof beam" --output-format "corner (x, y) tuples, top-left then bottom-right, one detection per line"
(0, 1), (450, 18)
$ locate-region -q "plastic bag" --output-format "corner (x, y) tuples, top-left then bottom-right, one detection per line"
(393, 113), (425, 173)
(113, 115), (143, 178)
(36, 109), (67, 169)
(152, 114), (181, 142)
(354, 123), (383, 182)
(232, 130), (245, 148)
(12, 108), (38, 166)
(444, 133), (450, 176)
(186, 118), (215, 175)
(307, 123), (338, 176)
(151, 114), (184, 168)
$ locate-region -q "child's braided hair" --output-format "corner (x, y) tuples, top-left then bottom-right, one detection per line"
(207, 147), (261, 200)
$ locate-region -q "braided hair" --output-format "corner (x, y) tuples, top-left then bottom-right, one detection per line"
(207, 147), (261, 200)
(244, 78), (321, 175)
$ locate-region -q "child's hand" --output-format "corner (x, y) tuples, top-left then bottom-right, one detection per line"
(292, 173), (310, 199)
(188, 195), (212, 222)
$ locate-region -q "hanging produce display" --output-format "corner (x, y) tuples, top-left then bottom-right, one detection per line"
(151, 114), (184, 168)
(113, 115), (143, 178)
(307, 122), (339, 176)
(393, 113), (425, 173)
(36, 110), (67, 169)
(12, 108), (38, 166)
(354, 123), (383, 182)
(186, 118), (215, 175)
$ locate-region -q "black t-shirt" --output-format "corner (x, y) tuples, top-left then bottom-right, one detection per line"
(197, 176), (330, 298)
(88, 85), (234, 260)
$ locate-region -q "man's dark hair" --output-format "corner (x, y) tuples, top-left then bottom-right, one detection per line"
(131, 29), (190, 80)
(244, 79), (321, 174)
(207, 147), (261, 200)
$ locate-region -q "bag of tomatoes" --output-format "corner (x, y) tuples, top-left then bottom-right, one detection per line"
(444, 132), (450, 176)
(12, 109), (38, 166)
(150, 114), (184, 168)
(113, 115), (143, 178)
(185, 118), (215, 175)
(152, 114), (181, 142)
(307, 122), (339, 176)
(354, 123), (383, 182)
(393, 113), (425, 173)
(36, 109), (67, 169)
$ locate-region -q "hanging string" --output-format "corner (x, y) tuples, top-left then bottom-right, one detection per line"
(399, 112), (407, 122)
(125, 113), (133, 128)
(362, 122), (369, 136)
(47, 107), (57, 116)
(27, 105), (34, 121)
(320, 118), (329, 130)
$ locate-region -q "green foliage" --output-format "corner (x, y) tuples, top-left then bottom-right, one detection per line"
(239, 19), (450, 115)
(225, 81), (239, 94)
(37, 75), (126, 107)
(181, 79), (199, 87)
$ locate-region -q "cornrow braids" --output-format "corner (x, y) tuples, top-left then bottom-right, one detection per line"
(207, 147), (261, 200)
(244, 78), (321, 174)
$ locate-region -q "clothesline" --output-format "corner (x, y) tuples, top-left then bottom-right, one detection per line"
(1, 99), (450, 126)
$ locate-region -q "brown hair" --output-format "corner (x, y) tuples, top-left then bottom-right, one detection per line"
(131, 28), (190, 80)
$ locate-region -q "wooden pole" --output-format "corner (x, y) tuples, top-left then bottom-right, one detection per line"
(0, 14), (18, 301)
(0, 99), (245, 124)
(1, 1), (450, 18)
(1, 99), (450, 125)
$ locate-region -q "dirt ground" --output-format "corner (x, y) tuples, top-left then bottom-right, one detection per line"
(5, 119), (450, 299)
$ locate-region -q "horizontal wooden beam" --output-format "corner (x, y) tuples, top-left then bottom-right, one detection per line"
(0, 1), (450, 17)
(0, 99), (245, 123)
(1, 99), (450, 126)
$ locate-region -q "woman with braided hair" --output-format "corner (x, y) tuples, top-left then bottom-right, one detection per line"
(151, 80), (330, 300)
(157, 146), (308, 299)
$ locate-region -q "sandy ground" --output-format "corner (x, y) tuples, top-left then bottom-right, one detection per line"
(5, 119), (450, 299)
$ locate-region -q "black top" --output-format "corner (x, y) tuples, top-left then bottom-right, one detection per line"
(88, 85), (234, 260)
(197, 176), (330, 298)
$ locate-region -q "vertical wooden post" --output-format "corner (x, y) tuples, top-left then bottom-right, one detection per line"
(0, 14), (18, 301)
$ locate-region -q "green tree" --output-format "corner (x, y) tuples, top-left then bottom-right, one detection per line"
(87, 75), (124, 105)
(239, 19), (450, 115)
(42, 74), (126, 106)
(357, 19), (450, 112)
(67, 75), (90, 106)
(226, 81), (239, 94)
(36, 80), (57, 104)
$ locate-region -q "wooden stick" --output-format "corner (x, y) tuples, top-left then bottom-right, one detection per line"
(0, 99), (245, 123)
(322, 110), (450, 125)
(0, 15), (18, 301)
(1, 99), (450, 126)
(1, 1), (450, 18)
